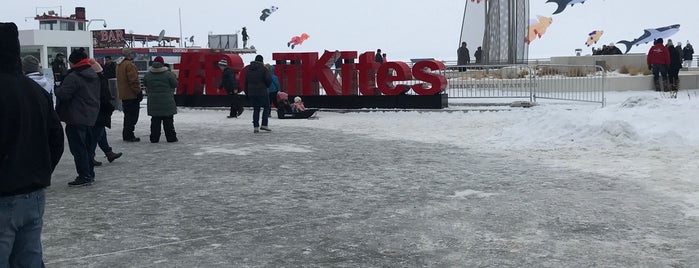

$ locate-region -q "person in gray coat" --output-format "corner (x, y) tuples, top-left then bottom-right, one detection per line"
(244, 55), (272, 133)
(55, 48), (100, 186)
(143, 56), (178, 143)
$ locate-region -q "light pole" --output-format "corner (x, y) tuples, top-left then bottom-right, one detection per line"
(87, 19), (108, 29)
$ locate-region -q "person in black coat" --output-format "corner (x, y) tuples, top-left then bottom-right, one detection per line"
(102, 56), (116, 79)
(666, 39), (682, 91)
(682, 43), (694, 68)
(245, 55), (272, 133)
(55, 48), (101, 186)
(218, 58), (244, 118)
(0, 22), (64, 267)
(88, 59), (122, 166)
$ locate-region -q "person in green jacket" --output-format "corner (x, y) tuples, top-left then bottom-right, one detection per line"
(143, 56), (178, 143)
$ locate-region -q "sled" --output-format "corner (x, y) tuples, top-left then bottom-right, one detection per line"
(277, 108), (318, 119)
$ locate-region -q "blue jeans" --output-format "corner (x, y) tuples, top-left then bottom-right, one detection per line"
(0, 189), (46, 268)
(250, 95), (270, 128)
(92, 126), (112, 154)
(65, 124), (96, 179)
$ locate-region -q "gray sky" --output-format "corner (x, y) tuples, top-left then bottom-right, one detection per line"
(3, 0), (697, 62)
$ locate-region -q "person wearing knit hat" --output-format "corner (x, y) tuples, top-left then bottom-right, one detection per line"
(218, 57), (243, 118)
(0, 22), (65, 267)
(116, 46), (142, 142)
(152, 56), (169, 69)
(55, 49), (101, 186)
(87, 58), (123, 165)
(22, 55), (54, 100)
(143, 55), (179, 143)
(68, 47), (88, 65)
(22, 55), (40, 74)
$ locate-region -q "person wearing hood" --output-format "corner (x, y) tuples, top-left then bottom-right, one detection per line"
(647, 38), (670, 91)
(666, 39), (682, 91)
(22, 55), (53, 106)
(245, 55), (272, 133)
(55, 47), (101, 186)
(116, 48), (143, 142)
(88, 58), (122, 166)
(0, 22), (64, 267)
(683, 42), (694, 69)
(143, 56), (178, 143)
(265, 63), (280, 110)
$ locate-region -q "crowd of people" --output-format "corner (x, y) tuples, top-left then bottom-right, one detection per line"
(591, 43), (623, 55)
(647, 38), (692, 93)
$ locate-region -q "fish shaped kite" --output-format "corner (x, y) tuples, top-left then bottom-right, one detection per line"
(616, 24), (681, 54)
(287, 33), (310, 49)
(546, 0), (586, 15)
(526, 16), (553, 45)
(585, 30), (604, 47)
(260, 6), (278, 21)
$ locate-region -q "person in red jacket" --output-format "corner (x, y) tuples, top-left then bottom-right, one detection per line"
(647, 38), (671, 91)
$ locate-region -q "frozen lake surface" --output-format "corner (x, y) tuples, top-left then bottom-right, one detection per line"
(44, 91), (699, 267)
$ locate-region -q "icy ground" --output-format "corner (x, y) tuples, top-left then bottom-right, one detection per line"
(44, 90), (699, 267)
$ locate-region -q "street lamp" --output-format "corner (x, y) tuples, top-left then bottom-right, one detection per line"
(87, 19), (107, 29)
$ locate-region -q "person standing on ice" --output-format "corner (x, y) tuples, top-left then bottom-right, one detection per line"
(143, 56), (179, 143)
(116, 48), (143, 142)
(55, 48), (101, 187)
(244, 55), (272, 133)
(88, 58), (122, 166)
(265, 63), (280, 110)
(218, 58), (243, 118)
(0, 22), (64, 267)
(22, 55), (53, 106)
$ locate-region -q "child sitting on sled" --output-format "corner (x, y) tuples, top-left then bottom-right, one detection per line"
(291, 96), (306, 112)
(275, 92), (317, 119)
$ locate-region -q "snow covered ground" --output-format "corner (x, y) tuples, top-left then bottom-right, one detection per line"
(288, 90), (699, 217)
(43, 89), (699, 266)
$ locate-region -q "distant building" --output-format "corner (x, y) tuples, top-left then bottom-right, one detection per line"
(18, 7), (94, 70)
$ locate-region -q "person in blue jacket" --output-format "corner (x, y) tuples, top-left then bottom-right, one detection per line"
(265, 63), (280, 111)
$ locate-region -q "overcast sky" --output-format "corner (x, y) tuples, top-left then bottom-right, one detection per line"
(3, 0), (698, 62)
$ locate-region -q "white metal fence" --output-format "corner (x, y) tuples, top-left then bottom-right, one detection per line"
(441, 64), (606, 106)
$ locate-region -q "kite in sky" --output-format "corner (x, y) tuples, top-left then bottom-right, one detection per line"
(585, 30), (604, 47)
(287, 33), (310, 49)
(260, 6), (278, 21)
(526, 16), (553, 45)
(617, 24), (681, 54)
(546, 0), (586, 15)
